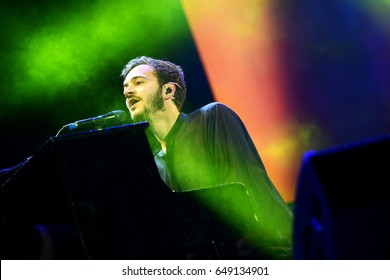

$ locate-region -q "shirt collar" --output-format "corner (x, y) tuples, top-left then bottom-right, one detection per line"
(153, 112), (188, 156)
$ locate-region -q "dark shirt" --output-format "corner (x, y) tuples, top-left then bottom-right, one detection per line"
(151, 102), (293, 259)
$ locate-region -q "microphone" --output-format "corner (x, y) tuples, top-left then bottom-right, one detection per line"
(63, 110), (128, 132)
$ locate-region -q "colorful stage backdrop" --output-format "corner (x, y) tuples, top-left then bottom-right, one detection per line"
(1, 0), (389, 203)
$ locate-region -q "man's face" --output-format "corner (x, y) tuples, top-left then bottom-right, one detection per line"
(123, 64), (164, 123)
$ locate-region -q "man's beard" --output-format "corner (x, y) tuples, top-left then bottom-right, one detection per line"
(131, 88), (164, 123)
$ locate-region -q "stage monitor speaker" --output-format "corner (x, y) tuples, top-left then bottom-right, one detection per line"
(293, 134), (390, 259)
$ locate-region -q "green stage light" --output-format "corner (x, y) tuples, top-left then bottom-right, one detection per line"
(11, 0), (187, 102)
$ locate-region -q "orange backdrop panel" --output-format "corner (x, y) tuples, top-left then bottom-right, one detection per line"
(182, 0), (299, 202)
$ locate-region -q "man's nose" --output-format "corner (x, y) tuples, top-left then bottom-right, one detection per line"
(123, 87), (134, 97)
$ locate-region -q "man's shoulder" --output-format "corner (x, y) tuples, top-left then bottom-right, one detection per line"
(185, 102), (241, 123)
(187, 102), (239, 123)
(194, 102), (239, 120)
(199, 102), (230, 112)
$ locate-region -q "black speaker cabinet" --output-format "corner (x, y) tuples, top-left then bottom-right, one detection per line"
(293, 134), (390, 259)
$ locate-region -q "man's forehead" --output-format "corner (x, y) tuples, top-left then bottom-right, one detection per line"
(126, 64), (156, 79)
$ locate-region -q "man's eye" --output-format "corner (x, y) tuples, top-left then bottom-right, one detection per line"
(135, 81), (143, 85)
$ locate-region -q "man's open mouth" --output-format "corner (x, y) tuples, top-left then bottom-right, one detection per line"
(129, 98), (140, 107)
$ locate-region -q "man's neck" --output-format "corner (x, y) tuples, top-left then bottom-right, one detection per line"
(149, 110), (180, 154)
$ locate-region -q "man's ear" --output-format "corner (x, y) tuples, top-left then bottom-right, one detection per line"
(163, 83), (175, 100)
